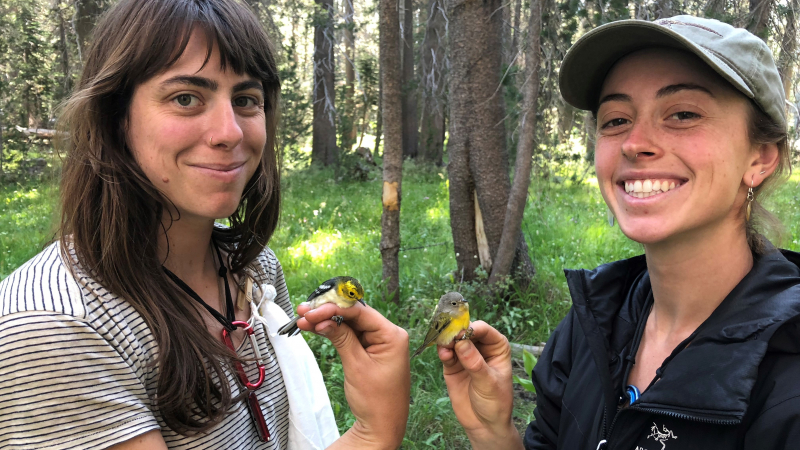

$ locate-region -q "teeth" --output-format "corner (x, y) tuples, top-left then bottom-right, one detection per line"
(623, 179), (680, 198)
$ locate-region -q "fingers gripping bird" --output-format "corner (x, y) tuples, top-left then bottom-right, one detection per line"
(411, 292), (473, 358)
(277, 276), (365, 337)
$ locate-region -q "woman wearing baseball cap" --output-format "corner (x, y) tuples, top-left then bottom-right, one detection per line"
(438, 16), (800, 450)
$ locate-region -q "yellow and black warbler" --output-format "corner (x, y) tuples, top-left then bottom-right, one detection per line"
(277, 276), (365, 336)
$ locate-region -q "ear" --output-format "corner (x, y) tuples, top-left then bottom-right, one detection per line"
(743, 142), (780, 188)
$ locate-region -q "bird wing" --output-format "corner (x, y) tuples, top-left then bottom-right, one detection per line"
(411, 311), (451, 358)
(307, 278), (338, 303)
(422, 311), (452, 348)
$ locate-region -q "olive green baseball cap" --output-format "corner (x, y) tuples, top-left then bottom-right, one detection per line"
(559, 15), (787, 129)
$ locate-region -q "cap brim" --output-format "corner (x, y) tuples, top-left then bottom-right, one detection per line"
(559, 20), (754, 111)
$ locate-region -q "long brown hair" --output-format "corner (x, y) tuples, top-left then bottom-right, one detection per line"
(56, 0), (281, 434)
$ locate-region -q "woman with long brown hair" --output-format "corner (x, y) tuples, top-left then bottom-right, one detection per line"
(0, 1), (409, 449)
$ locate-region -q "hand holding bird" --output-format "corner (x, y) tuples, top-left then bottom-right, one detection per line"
(295, 289), (412, 448)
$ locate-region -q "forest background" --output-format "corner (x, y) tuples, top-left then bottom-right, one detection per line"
(1, 0), (799, 446)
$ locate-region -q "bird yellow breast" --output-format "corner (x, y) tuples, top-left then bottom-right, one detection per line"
(435, 306), (471, 346)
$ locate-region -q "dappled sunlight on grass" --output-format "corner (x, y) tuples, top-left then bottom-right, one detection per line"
(1, 183), (58, 279)
(288, 229), (344, 262)
(426, 206), (446, 220)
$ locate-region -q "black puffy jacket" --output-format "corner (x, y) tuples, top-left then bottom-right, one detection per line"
(524, 249), (800, 450)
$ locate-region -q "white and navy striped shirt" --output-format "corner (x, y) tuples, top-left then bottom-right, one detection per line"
(0, 242), (293, 449)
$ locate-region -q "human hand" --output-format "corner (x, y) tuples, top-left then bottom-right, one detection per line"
(438, 320), (524, 450)
(296, 302), (410, 450)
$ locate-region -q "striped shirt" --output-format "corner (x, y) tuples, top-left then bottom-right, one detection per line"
(0, 242), (294, 449)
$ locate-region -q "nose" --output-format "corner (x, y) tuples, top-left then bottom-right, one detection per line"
(208, 101), (243, 149)
(620, 119), (660, 162)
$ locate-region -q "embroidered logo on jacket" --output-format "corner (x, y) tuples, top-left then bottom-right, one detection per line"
(646, 423), (678, 450)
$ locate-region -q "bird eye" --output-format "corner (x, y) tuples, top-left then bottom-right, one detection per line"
(349, 291), (355, 297)
(451, 302), (457, 306)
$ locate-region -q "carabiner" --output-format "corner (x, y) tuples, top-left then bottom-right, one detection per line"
(222, 320), (266, 390)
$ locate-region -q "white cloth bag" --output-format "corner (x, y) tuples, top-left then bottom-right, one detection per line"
(246, 280), (340, 449)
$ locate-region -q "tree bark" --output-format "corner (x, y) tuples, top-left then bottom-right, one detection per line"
(72, 0), (103, 63)
(419, 0), (446, 166)
(447, 0), (534, 285)
(380, 0), (404, 302)
(312, 0), (338, 167)
(374, 71), (384, 157)
(489, 0), (542, 284)
(748, 0), (773, 39)
(344, 0), (357, 149)
(655, 0), (673, 18)
(510, 0), (522, 62)
(401, 0), (419, 159)
(52, 0), (71, 95)
(777, 0), (798, 102)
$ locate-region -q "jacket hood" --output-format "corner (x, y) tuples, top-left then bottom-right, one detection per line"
(565, 249), (800, 422)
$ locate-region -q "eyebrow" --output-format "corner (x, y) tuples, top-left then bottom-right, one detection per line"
(160, 75), (218, 91)
(597, 93), (632, 108)
(159, 76), (264, 95)
(656, 83), (714, 98)
(597, 83), (715, 109)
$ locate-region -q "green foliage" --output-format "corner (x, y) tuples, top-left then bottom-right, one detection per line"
(512, 349), (538, 393)
(278, 36), (312, 168)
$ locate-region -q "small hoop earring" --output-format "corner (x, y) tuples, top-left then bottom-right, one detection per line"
(746, 177), (755, 222)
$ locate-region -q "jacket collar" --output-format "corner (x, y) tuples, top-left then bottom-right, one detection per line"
(566, 249), (800, 422)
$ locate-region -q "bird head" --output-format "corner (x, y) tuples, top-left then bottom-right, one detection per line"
(438, 291), (468, 315)
(338, 277), (366, 306)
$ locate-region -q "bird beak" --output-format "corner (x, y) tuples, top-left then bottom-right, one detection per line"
(358, 298), (366, 306)
(461, 297), (468, 303)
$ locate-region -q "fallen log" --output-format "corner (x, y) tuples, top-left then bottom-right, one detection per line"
(510, 342), (545, 359)
(14, 126), (56, 138)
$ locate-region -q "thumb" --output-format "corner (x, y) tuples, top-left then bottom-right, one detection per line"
(453, 339), (493, 386)
(316, 320), (362, 364)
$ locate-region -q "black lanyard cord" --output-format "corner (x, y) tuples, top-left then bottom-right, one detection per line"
(162, 241), (237, 331)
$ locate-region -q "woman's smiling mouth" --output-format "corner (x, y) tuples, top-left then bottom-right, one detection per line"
(622, 179), (685, 198)
(188, 162), (248, 182)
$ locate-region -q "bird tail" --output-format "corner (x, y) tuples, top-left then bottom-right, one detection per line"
(277, 316), (302, 336)
(410, 343), (428, 359)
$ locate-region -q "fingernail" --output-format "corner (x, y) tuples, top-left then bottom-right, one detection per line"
(318, 324), (333, 336)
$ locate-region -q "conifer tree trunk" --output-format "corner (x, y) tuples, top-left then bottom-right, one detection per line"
(490, 0), (542, 284)
(447, 0), (534, 285)
(777, 0), (797, 100)
(748, 0), (773, 39)
(419, 0), (446, 166)
(344, 0), (357, 149)
(73, 0), (102, 63)
(401, 0), (419, 159)
(312, 0), (338, 166)
(380, 0), (404, 302)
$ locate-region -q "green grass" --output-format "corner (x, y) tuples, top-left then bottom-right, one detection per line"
(0, 182), (59, 278)
(4, 166), (800, 446)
